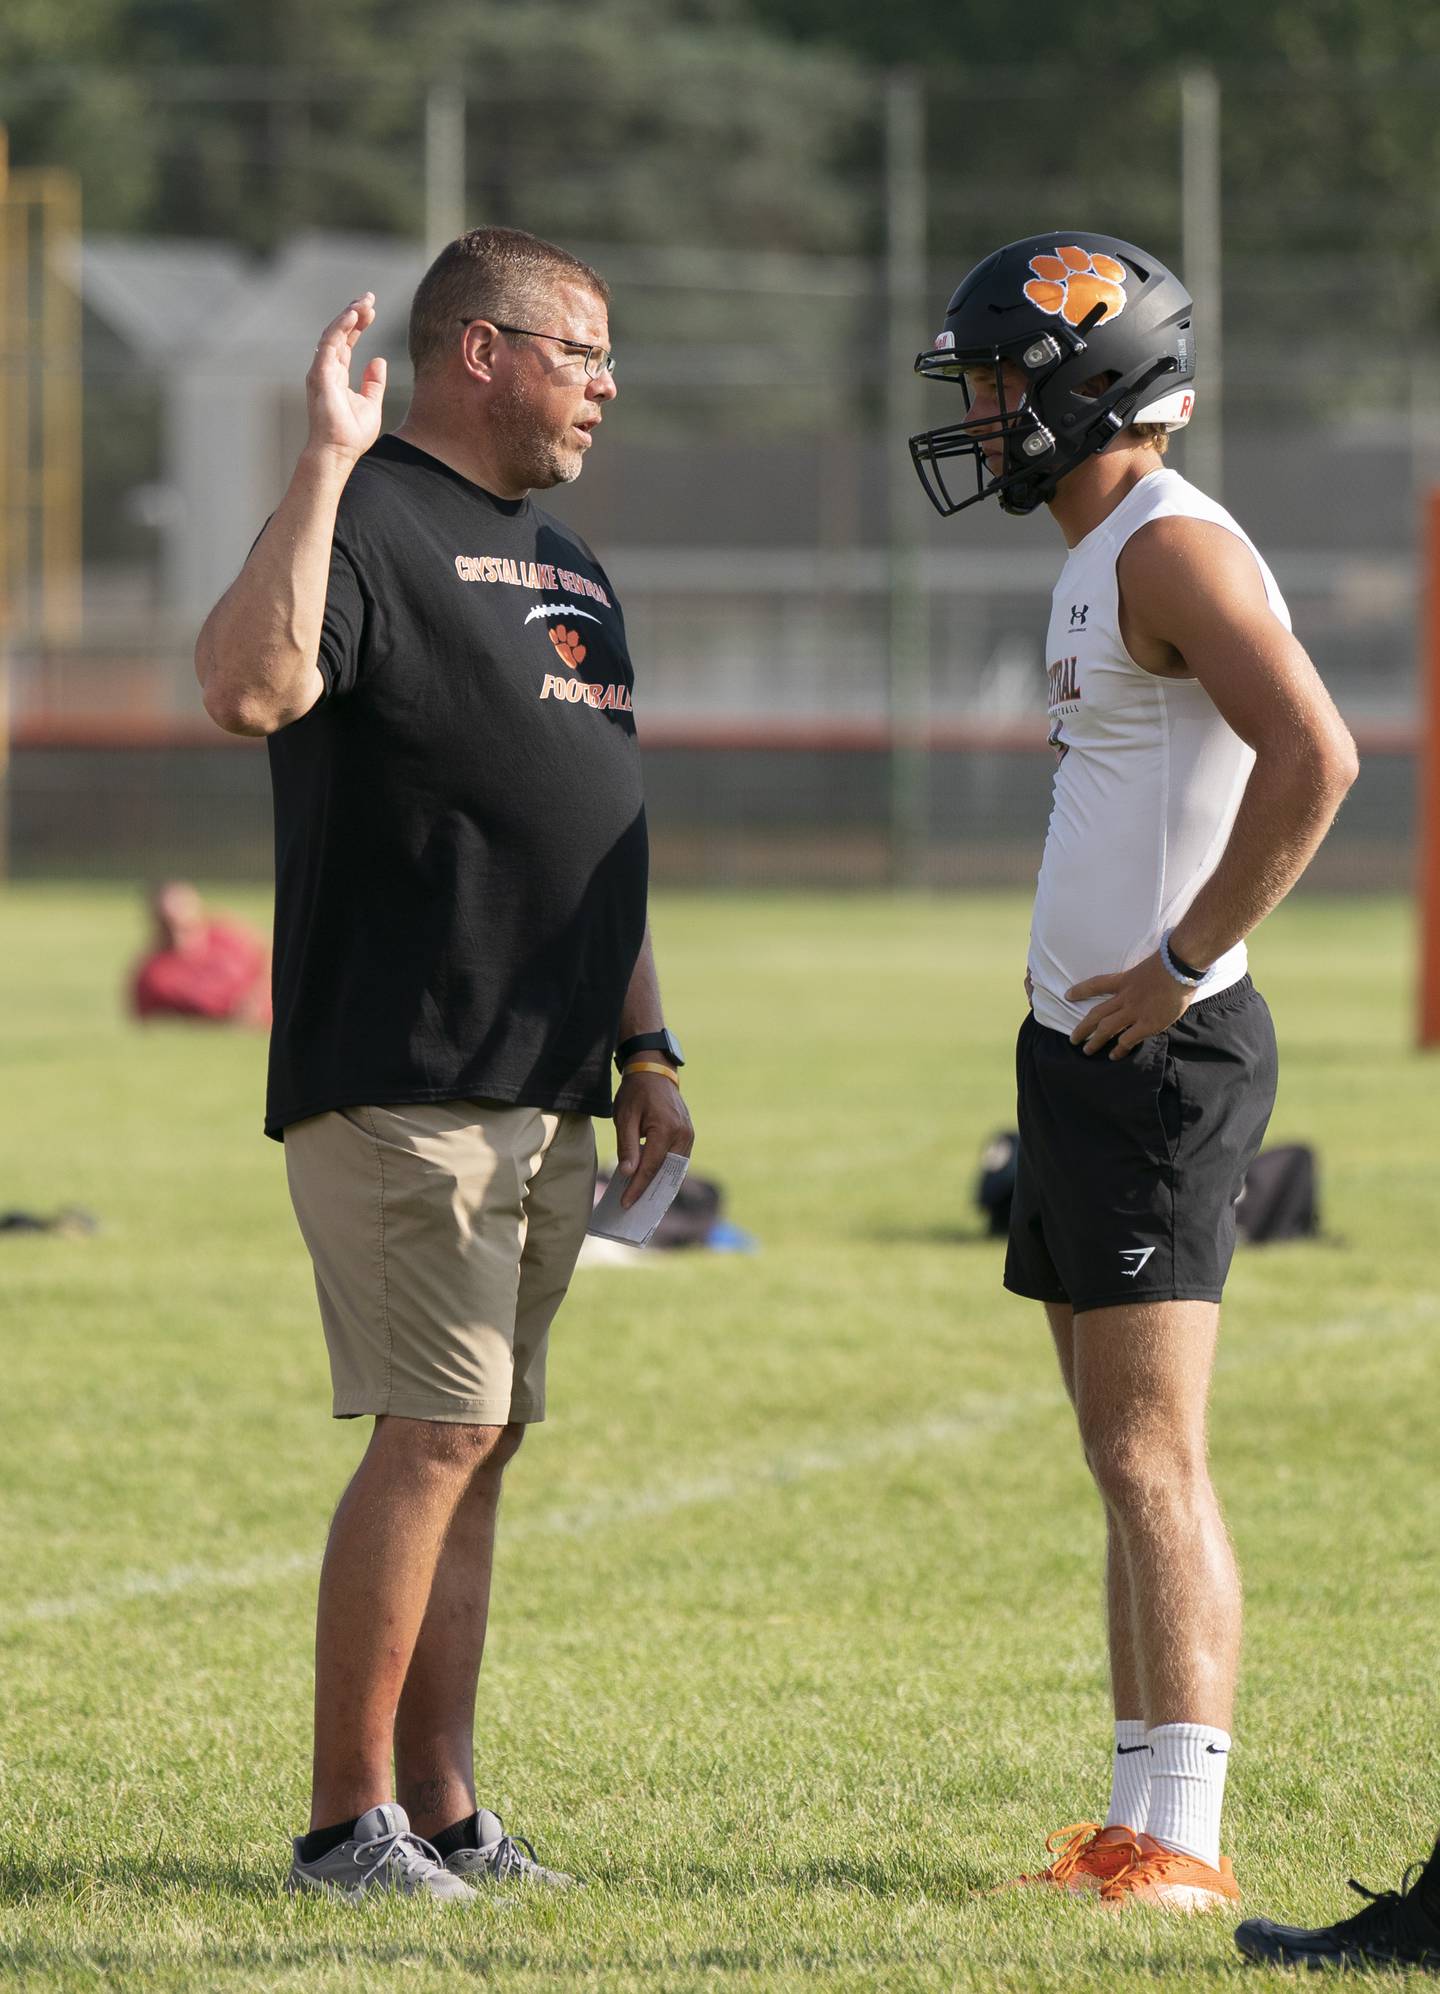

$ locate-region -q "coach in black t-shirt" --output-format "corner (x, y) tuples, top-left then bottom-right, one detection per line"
(196, 228), (693, 1899)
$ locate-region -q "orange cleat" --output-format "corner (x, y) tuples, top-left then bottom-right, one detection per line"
(995, 1823), (1144, 1894)
(1099, 1834), (1241, 1912)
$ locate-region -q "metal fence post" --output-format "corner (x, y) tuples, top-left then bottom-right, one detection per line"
(425, 80), (467, 256)
(1181, 64), (1223, 501)
(884, 67), (929, 887)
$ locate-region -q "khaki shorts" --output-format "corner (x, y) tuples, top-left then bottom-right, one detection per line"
(284, 1100), (597, 1424)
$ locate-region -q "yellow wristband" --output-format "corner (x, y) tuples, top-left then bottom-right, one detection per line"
(623, 1061), (680, 1084)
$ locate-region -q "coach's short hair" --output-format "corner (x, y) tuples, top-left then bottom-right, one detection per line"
(408, 226), (610, 378)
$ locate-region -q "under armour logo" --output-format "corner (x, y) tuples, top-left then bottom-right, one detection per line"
(1069, 603), (1089, 629)
(1118, 1246), (1155, 1277)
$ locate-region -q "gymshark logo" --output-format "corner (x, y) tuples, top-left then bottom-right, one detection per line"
(1069, 603), (1089, 629)
(1119, 1246), (1155, 1277)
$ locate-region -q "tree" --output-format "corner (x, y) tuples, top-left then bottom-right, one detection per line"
(1, 0), (869, 255)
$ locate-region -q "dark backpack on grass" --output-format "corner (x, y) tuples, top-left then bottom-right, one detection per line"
(974, 1133), (1319, 1245)
(975, 1131), (1020, 1237)
(1234, 1144), (1318, 1244)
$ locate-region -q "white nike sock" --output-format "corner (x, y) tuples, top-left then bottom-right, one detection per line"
(1104, 1719), (1151, 1831)
(1144, 1722), (1230, 1865)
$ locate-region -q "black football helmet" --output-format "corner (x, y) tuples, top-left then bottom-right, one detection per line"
(911, 232), (1196, 518)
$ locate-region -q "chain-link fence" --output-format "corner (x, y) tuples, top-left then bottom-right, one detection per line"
(4, 58), (1438, 882)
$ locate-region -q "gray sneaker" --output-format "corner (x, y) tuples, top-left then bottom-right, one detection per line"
(288, 1802), (474, 1901)
(442, 1808), (579, 1889)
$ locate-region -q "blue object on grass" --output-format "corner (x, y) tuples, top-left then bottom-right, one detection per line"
(706, 1219), (758, 1253)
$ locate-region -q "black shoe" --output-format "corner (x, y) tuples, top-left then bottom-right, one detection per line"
(1235, 1856), (1440, 1972)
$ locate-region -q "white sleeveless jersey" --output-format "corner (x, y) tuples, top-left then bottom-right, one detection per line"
(1028, 468), (1290, 1035)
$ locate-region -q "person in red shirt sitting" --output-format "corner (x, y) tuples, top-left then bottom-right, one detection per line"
(131, 881), (271, 1027)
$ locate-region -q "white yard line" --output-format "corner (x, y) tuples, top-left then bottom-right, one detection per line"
(11, 1293), (1436, 1632)
(9, 1388), (1059, 1630)
(17, 1550), (320, 1623)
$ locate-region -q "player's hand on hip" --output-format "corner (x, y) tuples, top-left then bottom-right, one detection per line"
(1066, 952), (1193, 1058)
(305, 294), (387, 465)
(613, 1071), (695, 1207)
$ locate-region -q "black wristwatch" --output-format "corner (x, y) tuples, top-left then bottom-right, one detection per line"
(615, 1027), (685, 1071)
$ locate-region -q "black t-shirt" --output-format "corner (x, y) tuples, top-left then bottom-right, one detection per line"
(263, 434), (648, 1138)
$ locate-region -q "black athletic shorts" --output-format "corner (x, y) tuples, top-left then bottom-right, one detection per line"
(1004, 975), (1278, 1314)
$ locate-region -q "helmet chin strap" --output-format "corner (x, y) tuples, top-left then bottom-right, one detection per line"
(996, 391), (1168, 513)
(908, 348), (1186, 517)
(996, 468), (1060, 517)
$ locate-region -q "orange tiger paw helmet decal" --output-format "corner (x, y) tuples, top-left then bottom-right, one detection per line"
(1023, 245), (1127, 328)
(548, 625), (587, 668)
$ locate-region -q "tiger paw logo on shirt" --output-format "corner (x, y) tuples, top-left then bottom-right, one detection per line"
(1023, 246), (1127, 327)
(537, 617), (632, 711)
(453, 560), (634, 714)
(548, 625), (587, 668)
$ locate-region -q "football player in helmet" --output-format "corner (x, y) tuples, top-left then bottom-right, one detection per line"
(912, 235), (1197, 520)
(913, 236), (1358, 1911)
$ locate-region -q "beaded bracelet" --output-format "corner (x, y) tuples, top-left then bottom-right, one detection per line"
(1159, 927), (1214, 989)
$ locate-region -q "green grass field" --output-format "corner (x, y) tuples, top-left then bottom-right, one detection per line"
(1, 885), (1438, 1992)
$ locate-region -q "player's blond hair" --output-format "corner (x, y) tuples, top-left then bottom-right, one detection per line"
(408, 226), (610, 379)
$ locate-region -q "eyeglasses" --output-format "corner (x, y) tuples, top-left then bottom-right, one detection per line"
(459, 319), (616, 379)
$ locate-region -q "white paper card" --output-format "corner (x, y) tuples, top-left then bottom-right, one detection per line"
(587, 1151), (691, 1248)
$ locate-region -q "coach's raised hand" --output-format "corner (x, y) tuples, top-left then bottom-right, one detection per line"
(195, 292), (385, 736)
(307, 293), (387, 463)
